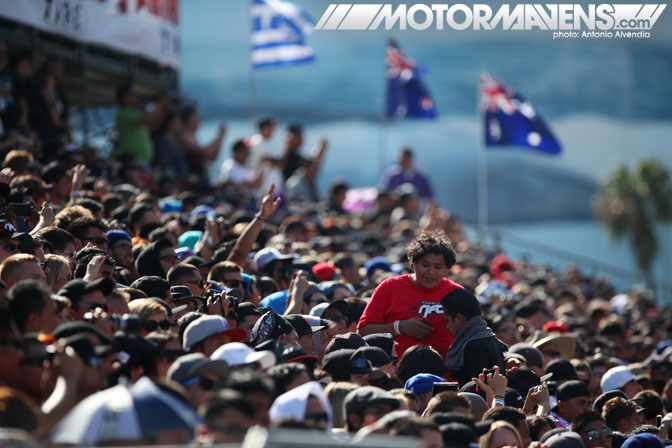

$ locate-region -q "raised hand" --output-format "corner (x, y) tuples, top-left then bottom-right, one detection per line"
(257, 183), (282, 220)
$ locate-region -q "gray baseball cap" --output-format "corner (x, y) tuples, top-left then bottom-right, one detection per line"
(344, 386), (400, 416)
(166, 353), (229, 385)
(182, 315), (246, 351)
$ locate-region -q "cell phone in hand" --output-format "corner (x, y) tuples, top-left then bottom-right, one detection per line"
(432, 382), (459, 396)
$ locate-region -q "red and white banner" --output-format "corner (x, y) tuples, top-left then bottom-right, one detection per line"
(0, 0), (180, 69)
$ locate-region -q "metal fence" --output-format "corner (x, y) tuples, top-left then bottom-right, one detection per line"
(469, 225), (672, 306)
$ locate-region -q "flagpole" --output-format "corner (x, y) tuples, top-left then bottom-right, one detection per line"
(248, 0), (256, 132)
(477, 73), (488, 243)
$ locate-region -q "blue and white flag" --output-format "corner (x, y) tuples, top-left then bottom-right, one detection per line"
(251, 0), (315, 69)
(480, 73), (561, 155)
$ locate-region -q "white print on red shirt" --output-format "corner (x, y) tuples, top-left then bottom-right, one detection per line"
(409, 301), (444, 319)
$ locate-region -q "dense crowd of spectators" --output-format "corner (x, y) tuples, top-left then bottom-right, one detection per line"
(0, 46), (671, 448)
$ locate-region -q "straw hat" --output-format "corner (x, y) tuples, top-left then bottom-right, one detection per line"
(526, 330), (576, 359)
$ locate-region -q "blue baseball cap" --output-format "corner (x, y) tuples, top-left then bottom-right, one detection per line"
(405, 373), (444, 395)
(106, 230), (131, 247)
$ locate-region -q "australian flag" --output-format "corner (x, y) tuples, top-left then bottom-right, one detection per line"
(251, 0), (315, 69)
(480, 73), (561, 155)
(385, 38), (436, 119)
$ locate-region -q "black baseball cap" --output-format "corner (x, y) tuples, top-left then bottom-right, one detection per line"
(285, 314), (325, 338)
(58, 277), (115, 302)
(344, 386), (399, 415)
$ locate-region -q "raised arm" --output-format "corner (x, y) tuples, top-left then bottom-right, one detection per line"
(227, 183), (281, 269)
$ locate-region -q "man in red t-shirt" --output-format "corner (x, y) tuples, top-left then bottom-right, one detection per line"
(357, 230), (462, 360)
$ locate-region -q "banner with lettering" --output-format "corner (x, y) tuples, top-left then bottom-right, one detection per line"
(0, 0), (180, 69)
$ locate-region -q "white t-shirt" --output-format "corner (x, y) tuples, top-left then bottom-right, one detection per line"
(247, 133), (284, 195)
(219, 158), (254, 184)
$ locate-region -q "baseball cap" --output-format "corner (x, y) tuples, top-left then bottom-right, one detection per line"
(254, 339), (318, 371)
(349, 351), (373, 375)
(167, 353), (229, 384)
(210, 342), (276, 370)
(170, 286), (204, 309)
(322, 348), (356, 381)
(0, 220), (21, 239)
(285, 314), (325, 338)
(252, 247), (294, 270)
(362, 333), (395, 360)
(506, 367), (541, 398)
(325, 332), (367, 355)
(312, 262), (337, 282)
(62, 334), (111, 366)
(354, 346), (391, 368)
(430, 413), (492, 436)
(250, 310), (296, 347)
(621, 433), (665, 448)
(438, 423), (478, 448)
(546, 359), (578, 382)
(364, 256), (391, 279)
(404, 373), (444, 395)
(544, 431), (586, 448)
(508, 343), (544, 369)
(557, 380), (591, 402)
(593, 389), (628, 413)
(58, 277), (115, 302)
(182, 315), (246, 351)
(344, 386), (400, 415)
(600, 366), (636, 392)
(51, 321), (113, 344)
(505, 387), (525, 409)
(106, 230), (131, 247)
(236, 302), (262, 324)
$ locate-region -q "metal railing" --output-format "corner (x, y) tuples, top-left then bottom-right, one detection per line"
(469, 225), (672, 305)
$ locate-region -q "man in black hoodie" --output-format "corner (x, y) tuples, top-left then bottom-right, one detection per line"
(442, 288), (507, 386)
(135, 238), (176, 278)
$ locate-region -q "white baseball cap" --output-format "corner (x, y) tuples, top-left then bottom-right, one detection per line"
(600, 365), (635, 392)
(210, 342), (276, 370)
(252, 248), (294, 269)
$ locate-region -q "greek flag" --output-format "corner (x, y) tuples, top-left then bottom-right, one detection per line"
(251, 0), (315, 69)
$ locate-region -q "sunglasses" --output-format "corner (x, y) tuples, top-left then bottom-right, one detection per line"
(586, 428), (613, 441)
(110, 243), (132, 250)
(158, 349), (185, 361)
(82, 236), (109, 246)
(543, 349), (561, 357)
(141, 320), (173, 332)
(182, 376), (215, 390)
(185, 279), (205, 289)
(222, 279), (243, 288)
(2, 242), (18, 252)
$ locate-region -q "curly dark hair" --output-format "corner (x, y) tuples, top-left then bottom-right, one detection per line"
(406, 230), (456, 267)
